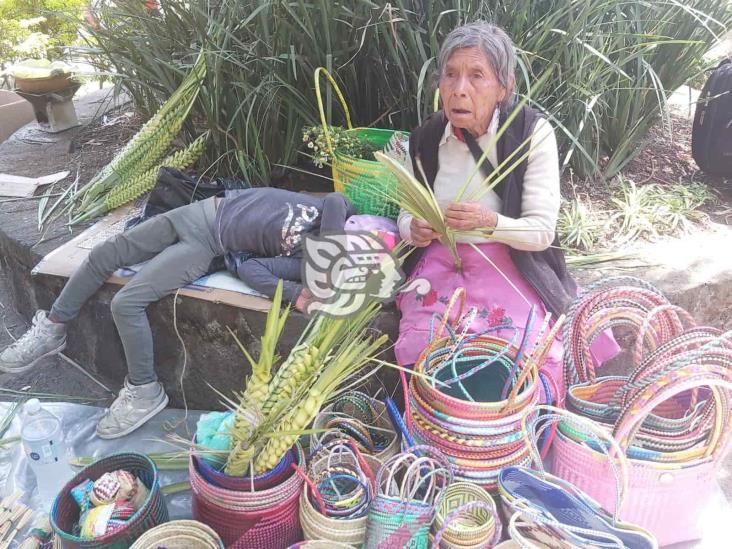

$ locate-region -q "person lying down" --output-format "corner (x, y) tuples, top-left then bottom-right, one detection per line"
(0, 188), (355, 439)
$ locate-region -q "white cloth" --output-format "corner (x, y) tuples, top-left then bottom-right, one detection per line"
(397, 110), (560, 251)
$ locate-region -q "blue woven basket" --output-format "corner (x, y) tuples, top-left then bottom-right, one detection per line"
(50, 452), (169, 549)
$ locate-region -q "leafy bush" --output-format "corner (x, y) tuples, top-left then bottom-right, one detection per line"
(0, 0), (85, 67)
(72, 0), (731, 184)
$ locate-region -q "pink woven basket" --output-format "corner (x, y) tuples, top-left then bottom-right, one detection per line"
(552, 365), (732, 546)
(190, 444), (305, 548)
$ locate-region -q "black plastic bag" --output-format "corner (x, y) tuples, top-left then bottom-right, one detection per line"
(125, 167), (250, 230)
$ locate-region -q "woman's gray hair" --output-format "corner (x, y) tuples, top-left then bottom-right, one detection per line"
(437, 22), (517, 109)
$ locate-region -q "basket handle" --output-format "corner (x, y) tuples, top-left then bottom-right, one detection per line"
(612, 365), (732, 458)
(631, 304), (695, 366)
(431, 500), (502, 548)
(503, 314), (565, 410)
(293, 464), (328, 517)
(314, 67), (353, 157)
(522, 405), (629, 523)
(506, 509), (625, 549)
(611, 327), (725, 422)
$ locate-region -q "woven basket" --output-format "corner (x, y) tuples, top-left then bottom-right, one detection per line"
(315, 67), (403, 218)
(130, 520), (223, 549)
(289, 542), (356, 548)
(552, 372), (732, 546)
(50, 453), (169, 549)
(190, 443), (305, 549)
(364, 446), (453, 549)
(299, 443), (373, 546)
(432, 482), (500, 548)
(193, 445), (296, 491)
(311, 394), (399, 467)
(299, 490), (367, 546)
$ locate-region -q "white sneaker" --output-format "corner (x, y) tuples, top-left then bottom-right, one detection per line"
(96, 377), (169, 439)
(0, 311), (66, 374)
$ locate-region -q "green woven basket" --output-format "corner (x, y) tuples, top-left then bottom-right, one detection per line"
(315, 68), (404, 219)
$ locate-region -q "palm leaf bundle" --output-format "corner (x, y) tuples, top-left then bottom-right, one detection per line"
(55, 51), (208, 226)
(373, 151), (461, 269)
(222, 285), (386, 476)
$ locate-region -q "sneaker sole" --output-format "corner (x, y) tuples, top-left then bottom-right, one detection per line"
(0, 340), (67, 374)
(95, 393), (170, 440)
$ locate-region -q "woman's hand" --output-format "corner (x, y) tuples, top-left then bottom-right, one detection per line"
(445, 202), (498, 231)
(410, 217), (440, 247)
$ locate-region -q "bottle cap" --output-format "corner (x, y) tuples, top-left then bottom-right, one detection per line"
(24, 398), (42, 415)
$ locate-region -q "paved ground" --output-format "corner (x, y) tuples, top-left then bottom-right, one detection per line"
(0, 267), (114, 404)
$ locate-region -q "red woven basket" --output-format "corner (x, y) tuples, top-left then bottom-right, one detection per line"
(190, 444), (305, 548)
(50, 452), (168, 549)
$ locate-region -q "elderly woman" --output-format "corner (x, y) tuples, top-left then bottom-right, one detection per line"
(395, 22), (616, 389)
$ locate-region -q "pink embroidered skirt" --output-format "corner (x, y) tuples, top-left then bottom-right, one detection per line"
(395, 241), (618, 394)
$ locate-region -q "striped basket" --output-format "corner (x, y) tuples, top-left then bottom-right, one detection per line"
(193, 445), (297, 491)
(406, 290), (549, 492)
(311, 392), (399, 468)
(364, 446), (453, 549)
(288, 542), (356, 549)
(130, 520), (223, 549)
(431, 482), (501, 548)
(314, 67), (403, 218)
(190, 443), (305, 549)
(50, 453), (169, 549)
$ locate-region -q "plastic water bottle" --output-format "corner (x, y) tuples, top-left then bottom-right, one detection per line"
(20, 399), (74, 510)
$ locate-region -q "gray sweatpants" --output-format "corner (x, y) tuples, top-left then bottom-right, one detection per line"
(50, 199), (223, 385)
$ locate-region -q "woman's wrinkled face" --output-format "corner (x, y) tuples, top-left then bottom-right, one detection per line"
(439, 46), (506, 137)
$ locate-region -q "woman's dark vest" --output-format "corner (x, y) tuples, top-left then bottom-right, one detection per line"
(406, 106), (577, 316)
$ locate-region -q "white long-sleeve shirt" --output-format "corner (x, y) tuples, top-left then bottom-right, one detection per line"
(397, 111), (560, 251)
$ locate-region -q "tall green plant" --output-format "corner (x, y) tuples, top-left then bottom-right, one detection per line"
(73, 0), (731, 185)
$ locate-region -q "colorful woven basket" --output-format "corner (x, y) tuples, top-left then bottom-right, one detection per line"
(364, 446), (453, 549)
(502, 406), (657, 549)
(406, 289), (559, 492)
(311, 392), (399, 467)
(129, 520), (223, 549)
(553, 360), (732, 545)
(431, 482), (501, 548)
(315, 67), (403, 218)
(50, 453), (169, 549)
(190, 443), (305, 549)
(299, 439), (374, 546)
(193, 445), (297, 491)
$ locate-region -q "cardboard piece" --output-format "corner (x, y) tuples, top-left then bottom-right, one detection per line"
(33, 205), (273, 313)
(0, 170), (69, 197)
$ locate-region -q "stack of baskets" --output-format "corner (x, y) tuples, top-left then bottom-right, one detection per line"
(311, 391), (399, 470)
(189, 443), (305, 548)
(130, 520), (223, 549)
(406, 290), (561, 492)
(50, 453), (168, 549)
(554, 276), (732, 546)
(299, 439), (374, 546)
